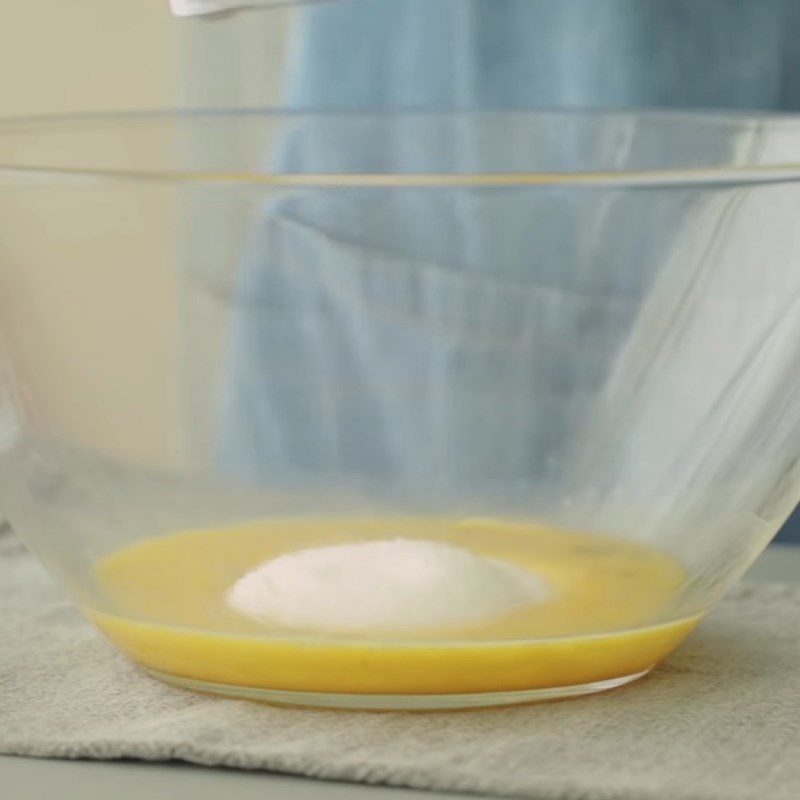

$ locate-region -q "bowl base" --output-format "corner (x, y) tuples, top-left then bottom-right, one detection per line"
(140, 667), (651, 710)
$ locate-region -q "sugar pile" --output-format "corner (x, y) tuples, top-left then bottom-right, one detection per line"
(227, 538), (550, 635)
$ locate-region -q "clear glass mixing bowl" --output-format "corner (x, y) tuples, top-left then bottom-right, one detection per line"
(2, 109), (800, 709)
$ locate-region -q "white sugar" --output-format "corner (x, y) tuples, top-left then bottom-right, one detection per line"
(227, 538), (549, 635)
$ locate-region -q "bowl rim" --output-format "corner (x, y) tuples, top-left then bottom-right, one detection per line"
(2, 106), (800, 188)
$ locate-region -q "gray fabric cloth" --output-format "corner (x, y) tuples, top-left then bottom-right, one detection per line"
(1, 527), (799, 800)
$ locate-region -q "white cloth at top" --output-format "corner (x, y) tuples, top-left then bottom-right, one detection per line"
(170, 0), (333, 17)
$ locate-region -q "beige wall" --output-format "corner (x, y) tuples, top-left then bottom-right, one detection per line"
(0, 2), (181, 467)
(0, 1), (176, 116)
(0, 4), (292, 468)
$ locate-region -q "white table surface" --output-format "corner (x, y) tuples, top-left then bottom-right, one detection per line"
(3, 544), (799, 800)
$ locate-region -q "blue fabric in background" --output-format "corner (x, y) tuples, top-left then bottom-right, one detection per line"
(221, 0), (800, 541)
(286, 0), (799, 111)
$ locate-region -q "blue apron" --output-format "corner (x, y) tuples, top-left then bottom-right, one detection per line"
(217, 0), (800, 541)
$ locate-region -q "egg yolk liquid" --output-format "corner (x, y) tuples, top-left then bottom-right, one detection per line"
(86, 518), (700, 696)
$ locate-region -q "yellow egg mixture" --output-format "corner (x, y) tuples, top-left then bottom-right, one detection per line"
(86, 518), (700, 696)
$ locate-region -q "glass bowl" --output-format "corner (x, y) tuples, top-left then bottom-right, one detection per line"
(2, 109), (800, 709)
